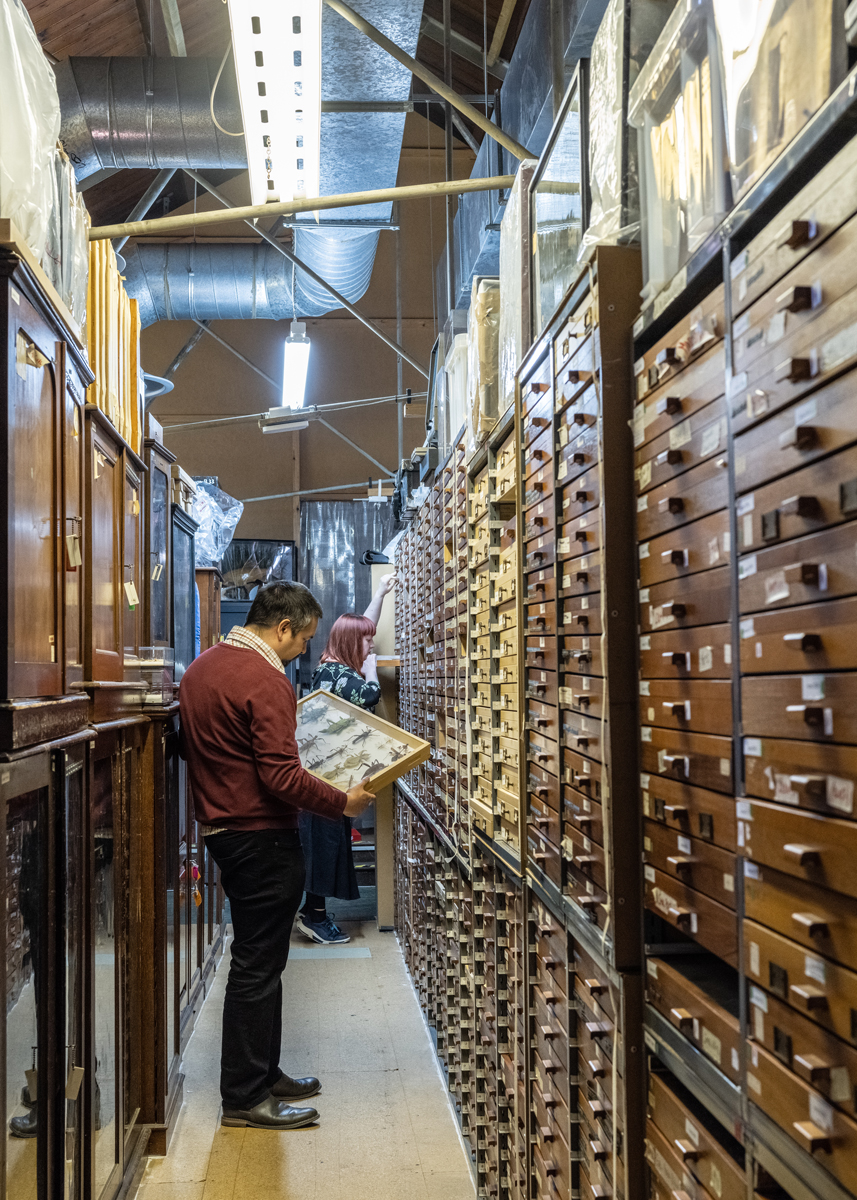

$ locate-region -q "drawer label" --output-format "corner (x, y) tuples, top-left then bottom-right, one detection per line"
(700, 420), (723, 457)
(738, 554), (757, 579)
(764, 570), (790, 604)
(699, 646), (713, 672)
(640, 588), (650, 602)
(708, 537), (721, 565)
(736, 493), (755, 516)
(647, 959), (658, 977)
(639, 542), (650, 559)
(801, 674), (825, 701)
(750, 985), (768, 1011)
(633, 411), (646, 447)
(731, 249), (749, 280)
(774, 773), (800, 805)
(740, 618), (755, 640)
(742, 513), (754, 547)
(821, 321), (857, 375)
(723, 873), (734, 892)
(644, 865), (655, 883)
(639, 680), (650, 695)
(640, 635), (651, 650)
(744, 861), (760, 879)
(728, 370), (748, 398)
(669, 419), (692, 450)
(809, 1093), (834, 1135)
(702, 1027), (722, 1065)
(804, 954), (826, 985)
(637, 494), (648, 512)
(637, 460), (652, 490)
(744, 737), (763, 757)
(827, 775), (854, 814)
(766, 310), (786, 346)
(709, 1163), (723, 1198)
(747, 1072), (761, 1095)
(678, 835), (692, 854)
(749, 941), (760, 976)
(684, 1118), (700, 1148)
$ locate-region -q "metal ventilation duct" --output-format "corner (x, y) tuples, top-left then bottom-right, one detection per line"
(56, 0), (423, 322)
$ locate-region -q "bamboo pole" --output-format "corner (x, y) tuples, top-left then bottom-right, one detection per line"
(323, 0), (531, 160)
(487, 0), (517, 67)
(88, 173), (517, 242)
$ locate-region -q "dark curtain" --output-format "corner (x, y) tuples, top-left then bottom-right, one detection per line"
(298, 500), (399, 691)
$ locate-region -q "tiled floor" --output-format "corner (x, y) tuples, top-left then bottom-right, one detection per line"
(136, 923), (476, 1200)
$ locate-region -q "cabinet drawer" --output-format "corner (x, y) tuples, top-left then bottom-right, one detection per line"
(524, 459), (554, 510)
(559, 465), (601, 524)
(745, 919), (857, 1048)
(528, 762), (560, 812)
(525, 667), (556, 704)
(644, 819), (737, 910)
(524, 499), (556, 539)
(523, 401), (552, 450)
(735, 372), (857, 497)
(561, 593), (602, 636)
(635, 398), (728, 494)
(633, 340), (726, 450)
(524, 603), (557, 637)
(564, 789), (603, 847)
(745, 861), (857, 971)
(521, 373), (552, 416)
(640, 567), (731, 633)
(560, 675), (604, 722)
(528, 699), (561, 742)
(731, 136), (857, 317)
(740, 595), (857, 673)
(528, 824), (561, 887)
(748, 1040), (857, 1196)
(559, 550), (602, 597)
(559, 506), (602, 560)
(646, 956), (741, 1084)
(524, 536), (556, 574)
(646, 1117), (721, 1200)
(639, 510), (731, 588)
(642, 773), (737, 852)
(563, 823), (606, 889)
(561, 634), (602, 677)
(738, 520), (857, 614)
(561, 709), (603, 762)
(738, 442), (857, 553)
(742, 672), (857, 744)
(534, 981), (572, 1039)
(533, 1128), (571, 1200)
(527, 729), (560, 779)
(562, 747), (604, 802)
(647, 1072), (746, 1200)
(640, 727), (734, 794)
(639, 678), (732, 737)
(528, 790), (560, 848)
(639, 626), (732, 681)
(556, 319), (594, 381)
(527, 634), (560, 673)
(495, 736), (519, 772)
(743, 735), (857, 817)
(565, 864), (607, 931)
(645, 866), (738, 965)
(636, 455), (730, 540)
(751, 986), (857, 1119)
(526, 569), (556, 605)
(638, 286), (725, 401)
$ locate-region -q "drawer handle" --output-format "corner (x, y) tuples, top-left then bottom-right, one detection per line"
(657, 346), (680, 367)
(590, 1139), (608, 1162)
(671, 1191), (694, 1200)
(663, 650), (691, 669)
(572, 451), (587, 466)
(778, 424), (818, 452)
(777, 285), (814, 314)
(789, 774), (827, 800)
(586, 1021), (612, 1039)
(663, 701), (691, 720)
(656, 395), (682, 416)
(573, 412), (588, 426)
(576, 736), (590, 749)
(576, 569), (589, 583)
(657, 448), (684, 466)
(576, 894), (600, 911)
(539, 1057), (558, 1074)
(589, 1099), (608, 1119)
(574, 490), (589, 504)
(674, 1138), (700, 1162)
(663, 804), (688, 820)
(775, 357), (814, 385)
(540, 1090), (558, 1109)
(792, 1120), (831, 1155)
(539, 1024), (560, 1040)
(662, 548), (688, 566)
(586, 977), (607, 996)
(783, 843), (820, 866)
(669, 1007), (693, 1033)
(572, 614), (589, 627)
(530, 382), (549, 395)
(780, 494), (821, 518)
(575, 854), (598, 869)
(568, 369), (592, 385)
(668, 905), (694, 927)
(659, 496), (684, 514)
(574, 695), (591, 708)
(793, 1052), (832, 1089)
(587, 1058), (607, 1078)
(777, 219), (818, 250)
(782, 632), (822, 651)
(791, 911), (829, 938)
(789, 982), (828, 1011)
(786, 704), (825, 727)
(575, 530), (588, 543)
(782, 561), (819, 585)
(662, 754), (689, 776)
(531, 416), (550, 428)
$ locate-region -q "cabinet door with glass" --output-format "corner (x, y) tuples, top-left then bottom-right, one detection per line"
(143, 439), (175, 651)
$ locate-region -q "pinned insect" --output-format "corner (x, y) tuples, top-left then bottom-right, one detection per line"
(324, 716), (357, 736)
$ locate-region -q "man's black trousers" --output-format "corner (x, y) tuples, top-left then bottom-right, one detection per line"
(205, 829), (305, 1109)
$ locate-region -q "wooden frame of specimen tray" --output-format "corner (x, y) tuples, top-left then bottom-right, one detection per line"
(296, 689), (430, 793)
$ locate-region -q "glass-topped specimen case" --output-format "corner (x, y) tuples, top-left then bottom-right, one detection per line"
(296, 690), (430, 794)
(530, 64), (590, 337)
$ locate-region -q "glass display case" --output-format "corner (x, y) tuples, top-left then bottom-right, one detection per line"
(143, 414), (175, 652)
(530, 64), (589, 337)
(84, 407), (125, 685)
(171, 507), (198, 683)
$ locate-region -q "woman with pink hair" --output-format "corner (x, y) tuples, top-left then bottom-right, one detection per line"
(295, 574), (395, 944)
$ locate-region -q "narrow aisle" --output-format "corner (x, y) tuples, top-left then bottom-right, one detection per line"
(136, 923), (476, 1200)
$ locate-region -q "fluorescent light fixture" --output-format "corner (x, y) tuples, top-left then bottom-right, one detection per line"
(260, 409), (310, 434)
(226, 0), (322, 207)
(282, 319), (311, 408)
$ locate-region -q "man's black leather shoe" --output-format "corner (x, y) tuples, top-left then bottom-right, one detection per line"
(221, 1096), (318, 1130)
(271, 1073), (321, 1101)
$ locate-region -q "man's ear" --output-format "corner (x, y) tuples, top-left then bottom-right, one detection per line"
(277, 618), (293, 640)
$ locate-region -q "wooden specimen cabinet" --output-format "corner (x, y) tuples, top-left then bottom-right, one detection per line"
(196, 568), (222, 654)
(143, 415), (175, 652)
(0, 239), (92, 749)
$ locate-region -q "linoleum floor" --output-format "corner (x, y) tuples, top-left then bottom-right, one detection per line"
(136, 922), (476, 1200)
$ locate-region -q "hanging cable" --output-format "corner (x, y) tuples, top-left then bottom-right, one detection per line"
(210, 43), (244, 137)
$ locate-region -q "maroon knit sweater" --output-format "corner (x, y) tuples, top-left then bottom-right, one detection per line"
(179, 643), (346, 830)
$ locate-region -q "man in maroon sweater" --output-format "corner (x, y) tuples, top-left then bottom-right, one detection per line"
(180, 581), (373, 1130)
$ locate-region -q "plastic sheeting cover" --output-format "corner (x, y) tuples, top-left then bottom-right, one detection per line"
(191, 479), (244, 568)
(499, 160), (536, 411)
(0, 0), (62, 262)
(41, 146), (89, 328)
(466, 277), (501, 457)
(220, 538), (295, 598)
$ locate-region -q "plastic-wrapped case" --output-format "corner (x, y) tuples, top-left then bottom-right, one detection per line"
(530, 66), (588, 337)
(713, 0), (848, 200)
(465, 276), (501, 456)
(629, 0), (731, 303)
(498, 159), (536, 414)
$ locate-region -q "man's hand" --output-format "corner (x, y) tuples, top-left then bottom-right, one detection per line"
(344, 780), (375, 817)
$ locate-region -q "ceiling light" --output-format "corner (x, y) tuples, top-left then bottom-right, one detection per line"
(282, 319), (311, 408)
(260, 410), (310, 434)
(226, 0), (322, 207)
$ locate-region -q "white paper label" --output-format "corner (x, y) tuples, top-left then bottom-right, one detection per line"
(809, 1093), (834, 1135)
(720, 757), (731, 776)
(747, 1072), (761, 1095)
(645, 865), (656, 883)
(639, 543), (650, 560)
(641, 726), (652, 742)
(640, 680), (651, 695)
(700, 422), (721, 457)
(736, 800), (752, 820)
(684, 1118), (699, 1148)
(754, 1005), (765, 1041)
(738, 554), (758, 579)
(638, 460), (652, 489)
(669, 420), (692, 450)
(678, 835), (692, 855)
(709, 1163), (723, 1198)
(744, 861), (760, 879)
(640, 635), (651, 650)
(802, 674), (825, 701)
(699, 646), (713, 672)
(750, 942), (760, 976)
(702, 1028), (722, 1064)
(723, 873), (734, 892)
(637, 494), (649, 512)
(774, 774), (799, 805)
(740, 618), (755, 640)
(767, 310), (787, 345)
(708, 537), (720, 565)
(827, 775), (854, 814)
(743, 513), (754, 547)
(640, 588), (650, 602)
(647, 959), (658, 977)
(744, 738), (763, 758)
(805, 955), (826, 984)
(736, 493), (755, 517)
(750, 985), (768, 1012)
(765, 570), (790, 604)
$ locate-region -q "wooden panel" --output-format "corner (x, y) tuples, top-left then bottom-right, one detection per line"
(738, 442), (857, 553)
(639, 626), (732, 681)
(640, 567), (732, 633)
(639, 678), (733, 736)
(645, 865), (738, 964)
(738, 519), (857, 614)
(642, 773), (738, 851)
(739, 595), (857, 673)
(644, 818), (738, 909)
(744, 861), (857, 970)
(746, 798), (857, 899)
(741, 672), (857, 743)
(646, 956), (741, 1083)
(743, 735), (857, 817)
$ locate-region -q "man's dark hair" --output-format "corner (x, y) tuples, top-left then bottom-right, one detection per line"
(245, 581), (322, 633)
